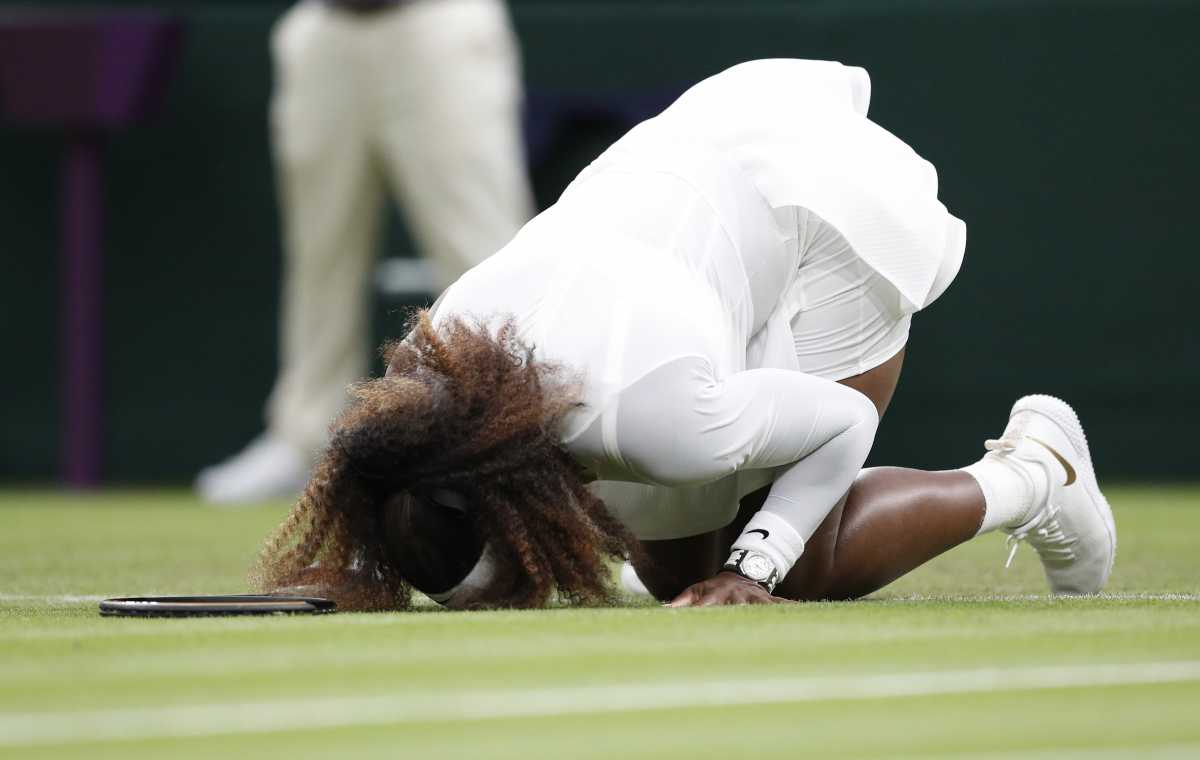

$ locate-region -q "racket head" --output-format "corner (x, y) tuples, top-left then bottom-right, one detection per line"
(99, 595), (336, 618)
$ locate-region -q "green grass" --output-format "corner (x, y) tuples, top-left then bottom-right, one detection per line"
(1, 487), (1198, 758)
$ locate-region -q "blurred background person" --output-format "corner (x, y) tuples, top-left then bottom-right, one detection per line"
(194, 0), (535, 504)
(4, 0), (1193, 496)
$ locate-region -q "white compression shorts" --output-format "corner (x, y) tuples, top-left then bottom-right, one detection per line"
(786, 211), (910, 381)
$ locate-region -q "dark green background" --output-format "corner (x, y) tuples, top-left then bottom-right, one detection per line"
(2, 1), (1196, 483)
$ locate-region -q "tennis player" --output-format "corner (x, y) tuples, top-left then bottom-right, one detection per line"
(253, 59), (1115, 610)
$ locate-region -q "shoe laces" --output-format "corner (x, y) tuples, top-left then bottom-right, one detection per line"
(1004, 503), (1076, 567)
(985, 437), (1077, 568)
(984, 437), (1018, 454)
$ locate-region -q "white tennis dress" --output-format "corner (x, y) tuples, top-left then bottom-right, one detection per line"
(433, 59), (966, 579)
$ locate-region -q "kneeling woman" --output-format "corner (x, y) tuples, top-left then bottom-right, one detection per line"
(252, 60), (1115, 609)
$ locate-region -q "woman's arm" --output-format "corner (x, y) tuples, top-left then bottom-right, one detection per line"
(608, 356), (880, 600)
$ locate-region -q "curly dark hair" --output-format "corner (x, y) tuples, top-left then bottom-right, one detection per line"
(249, 310), (642, 611)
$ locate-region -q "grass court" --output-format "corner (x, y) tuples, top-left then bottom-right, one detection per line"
(2, 486), (1198, 758)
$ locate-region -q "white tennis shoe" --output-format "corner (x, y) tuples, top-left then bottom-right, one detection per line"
(986, 395), (1116, 594)
(195, 434), (311, 506)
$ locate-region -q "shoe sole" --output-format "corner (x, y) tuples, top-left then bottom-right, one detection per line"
(1011, 394), (1117, 591)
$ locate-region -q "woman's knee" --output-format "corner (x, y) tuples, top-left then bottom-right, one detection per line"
(830, 384), (880, 460)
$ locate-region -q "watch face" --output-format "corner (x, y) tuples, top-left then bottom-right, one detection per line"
(741, 553), (774, 582)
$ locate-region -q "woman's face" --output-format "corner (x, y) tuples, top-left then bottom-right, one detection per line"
(380, 491), (482, 593)
(379, 490), (527, 609)
(434, 547), (525, 610)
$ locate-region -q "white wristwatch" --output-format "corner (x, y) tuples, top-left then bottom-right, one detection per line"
(723, 548), (780, 592)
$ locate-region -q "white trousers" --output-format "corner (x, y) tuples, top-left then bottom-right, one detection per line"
(265, 0), (535, 453)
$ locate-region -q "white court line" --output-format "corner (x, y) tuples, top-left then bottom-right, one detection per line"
(3, 661), (1200, 747)
(0, 594), (107, 603)
(2, 592), (1197, 604)
(898, 741), (1200, 759)
(878, 593), (1200, 603)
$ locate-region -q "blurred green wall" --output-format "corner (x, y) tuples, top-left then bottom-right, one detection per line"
(2, 1), (1197, 482)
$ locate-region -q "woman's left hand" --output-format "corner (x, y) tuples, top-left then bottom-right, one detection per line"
(666, 571), (788, 607)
